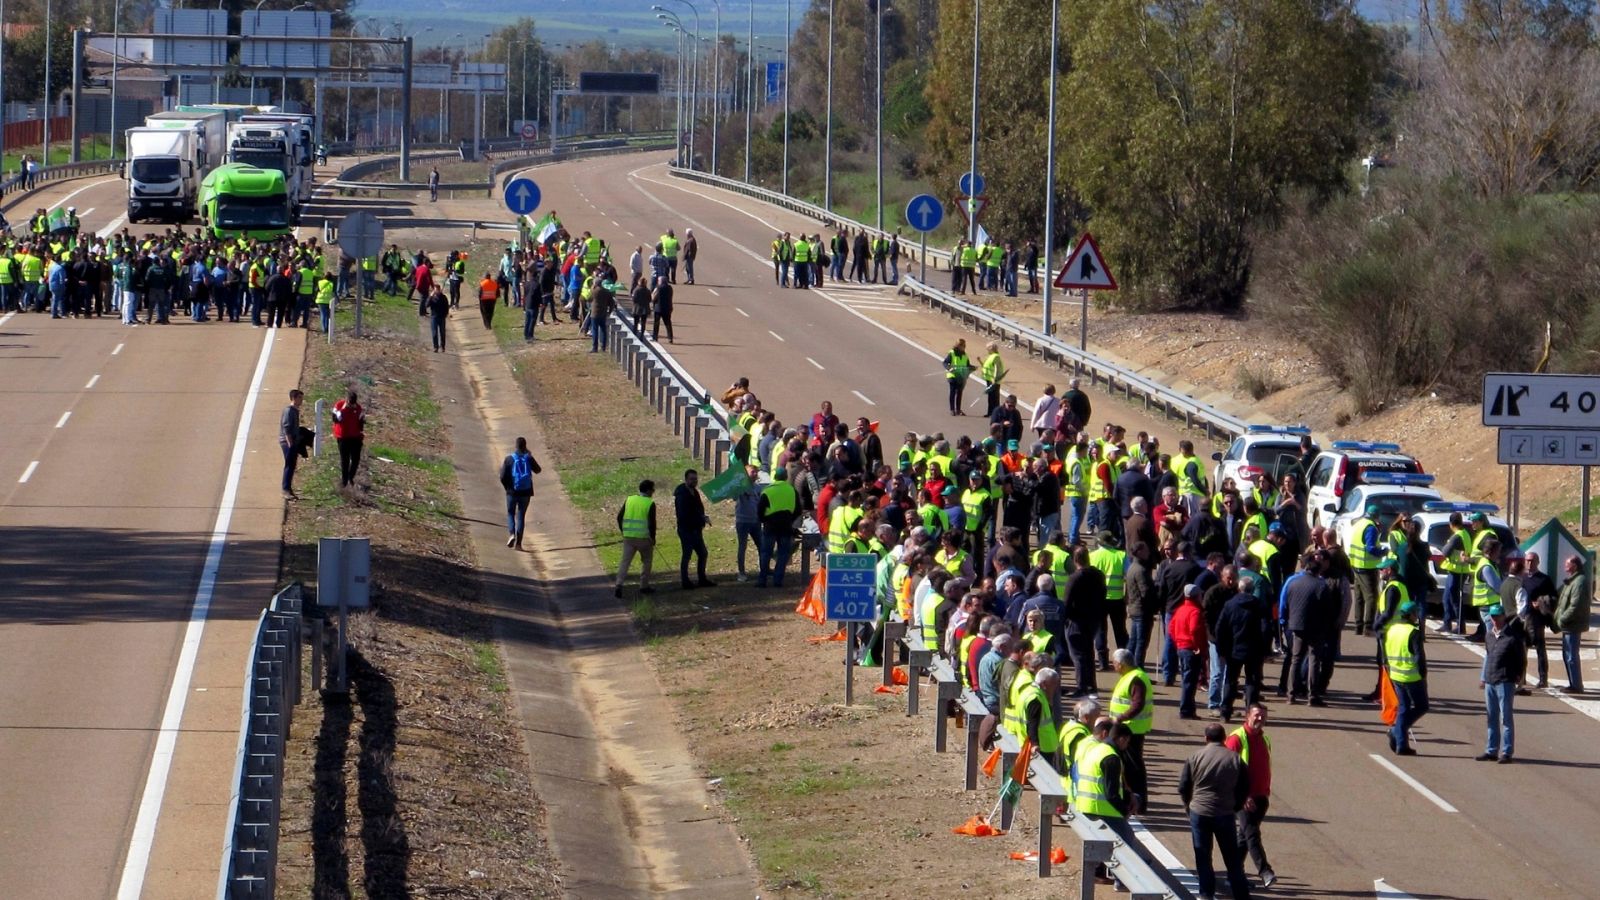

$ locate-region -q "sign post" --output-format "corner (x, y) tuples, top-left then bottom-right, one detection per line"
(904, 193), (944, 283)
(1483, 372), (1600, 532)
(825, 552), (877, 705)
(1054, 232), (1117, 354)
(317, 537), (371, 694)
(336, 211), (384, 339)
(503, 177), (542, 217)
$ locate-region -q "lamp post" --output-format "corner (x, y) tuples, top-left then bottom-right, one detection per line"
(1041, 0), (1061, 336)
(823, 0), (834, 209)
(109, 0), (122, 157)
(875, 0), (884, 232)
(782, 0), (790, 194)
(280, 3), (314, 108)
(708, 0), (721, 175)
(657, 11), (688, 165)
(43, 0), (52, 164)
(658, 2), (699, 168)
(966, 0), (980, 243)
(744, 14), (754, 183)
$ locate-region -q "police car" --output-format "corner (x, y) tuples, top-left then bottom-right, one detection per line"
(1410, 501), (1517, 591)
(1210, 424), (1316, 493)
(1323, 472), (1443, 554)
(1305, 440), (1425, 530)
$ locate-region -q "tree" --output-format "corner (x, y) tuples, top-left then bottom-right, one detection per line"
(1060, 0), (1384, 310)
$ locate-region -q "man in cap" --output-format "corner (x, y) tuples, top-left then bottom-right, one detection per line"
(1348, 503), (1384, 637)
(1478, 602), (1526, 762)
(1383, 601), (1428, 755)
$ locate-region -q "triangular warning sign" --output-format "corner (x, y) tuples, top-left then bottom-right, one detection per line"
(1054, 231), (1117, 291)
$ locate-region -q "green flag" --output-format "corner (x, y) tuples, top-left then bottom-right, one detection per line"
(702, 467), (752, 503)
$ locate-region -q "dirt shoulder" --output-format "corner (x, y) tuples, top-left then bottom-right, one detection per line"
(274, 291), (561, 898)
(972, 289), (1590, 531)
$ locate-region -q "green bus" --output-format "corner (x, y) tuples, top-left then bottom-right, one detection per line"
(197, 163), (291, 240)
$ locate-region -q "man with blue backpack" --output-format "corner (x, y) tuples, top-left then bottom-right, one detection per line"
(498, 436), (544, 550)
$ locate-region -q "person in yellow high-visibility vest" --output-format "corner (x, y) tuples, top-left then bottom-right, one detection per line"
(615, 480), (658, 596)
(1383, 601), (1428, 755)
(659, 228), (680, 283)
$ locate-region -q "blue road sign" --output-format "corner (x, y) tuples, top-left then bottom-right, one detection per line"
(905, 194), (944, 233)
(503, 177), (541, 215)
(825, 553), (877, 621)
(766, 61), (785, 103)
(958, 171), (985, 196)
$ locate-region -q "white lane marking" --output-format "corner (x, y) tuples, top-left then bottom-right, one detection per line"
(112, 342), (125, 356)
(806, 357), (824, 370)
(48, 179), (114, 212)
(18, 460), (39, 483)
(708, 288), (720, 296)
(1368, 754), (1458, 813)
(611, 219), (620, 227)
(1128, 819), (1201, 895)
(1428, 620), (1600, 722)
(85, 374), (100, 389)
(852, 390), (876, 406)
(116, 327), (277, 899)
(96, 214), (128, 239)
(55, 411), (71, 429)
(81, 207), (95, 219)
(0, 311), (14, 327)
(735, 307), (749, 317)
(624, 166), (1044, 410)
(768, 329), (785, 342)
(1375, 877), (1418, 899)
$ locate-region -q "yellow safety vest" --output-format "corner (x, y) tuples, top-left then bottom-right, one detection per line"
(1110, 668), (1153, 735)
(1019, 683), (1060, 753)
(314, 279), (334, 306)
(1444, 526), (1474, 574)
(1348, 517), (1379, 570)
(1378, 579), (1410, 619)
(620, 494), (654, 539)
(1074, 741), (1120, 817)
(1228, 727), (1272, 766)
(1174, 453), (1204, 497)
(761, 481), (796, 515)
(660, 235), (679, 258)
(1384, 622), (1421, 683)
(980, 352), (1003, 385)
(1089, 547), (1127, 601)
(961, 488), (988, 534)
(1002, 666), (1033, 739)
(1473, 559), (1499, 608)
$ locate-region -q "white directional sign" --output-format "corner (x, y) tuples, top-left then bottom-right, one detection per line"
(1054, 231), (1117, 291)
(1482, 372), (1600, 428)
(1497, 428), (1600, 466)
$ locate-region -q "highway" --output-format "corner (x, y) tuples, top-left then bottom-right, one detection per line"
(0, 180), (307, 899)
(515, 151), (1600, 899)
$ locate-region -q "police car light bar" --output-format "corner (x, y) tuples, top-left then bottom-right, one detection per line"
(1246, 424), (1312, 435)
(1361, 472), (1435, 486)
(1421, 501), (1499, 514)
(1331, 440), (1403, 453)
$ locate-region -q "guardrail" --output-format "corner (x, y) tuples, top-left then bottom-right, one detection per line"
(665, 166), (955, 271)
(217, 583), (305, 900)
(0, 158), (127, 208)
(605, 309), (735, 478)
(895, 275), (1247, 442)
(330, 140), (673, 197)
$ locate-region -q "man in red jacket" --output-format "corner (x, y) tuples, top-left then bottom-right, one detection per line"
(1173, 584), (1208, 719)
(331, 390), (366, 490)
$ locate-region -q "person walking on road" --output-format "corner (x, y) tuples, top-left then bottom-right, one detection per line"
(682, 228), (698, 285)
(614, 480), (658, 597)
(1554, 555), (1591, 694)
(674, 469), (715, 589)
(1384, 601), (1428, 755)
(1478, 602), (1526, 763)
(429, 166), (440, 202)
(424, 286), (450, 351)
(478, 271), (499, 328)
(659, 228), (680, 283)
(651, 275), (674, 343)
(331, 390), (366, 490)
(279, 389), (305, 500)
(499, 436), (544, 550)
(1225, 702), (1277, 889)
(1180, 724), (1254, 900)
(943, 339), (972, 416)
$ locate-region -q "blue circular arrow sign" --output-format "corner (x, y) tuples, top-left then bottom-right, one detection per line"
(503, 177), (542, 215)
(958, 171), (985, 196)
(904, 194), (945, 233)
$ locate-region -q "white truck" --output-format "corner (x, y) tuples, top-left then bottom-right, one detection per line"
(226, 121), (311, 222)
(124, 110), (226, 223)
(239, 114), (315, 209)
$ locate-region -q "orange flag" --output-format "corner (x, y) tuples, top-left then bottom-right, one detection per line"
(1011, 740), (1034, 787)
(794, 570), (827, 625)
(1380, 668), (1399, 726)
(873, 684), (905, 695)
(890, 666), (909, 685)
(980, 747), (1003, 778)
(952, 815), (1004, 837)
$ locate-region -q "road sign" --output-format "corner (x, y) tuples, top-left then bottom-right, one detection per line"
(824, 553), (877, 621)
(958, 171), (985, 196)
(1054, 231), (1117, 290)
(521, 122), (537, 139)
(336, 211), (384, 260)
(1497, 428), (1600, 466)
(905, 194), (944, 233)
(1482, 372), (1600, 428)
(954, 195), (988, 225)
(503, 177), (542, 215)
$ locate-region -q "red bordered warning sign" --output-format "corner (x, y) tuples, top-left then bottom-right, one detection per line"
(1054, 231), (1117, 291)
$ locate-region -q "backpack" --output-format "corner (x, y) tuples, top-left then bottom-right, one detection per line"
(511, 453), (534, 491)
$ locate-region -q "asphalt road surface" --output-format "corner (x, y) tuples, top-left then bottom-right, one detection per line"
(507, 152), (1600, 900)
(0, 189), (307, 899)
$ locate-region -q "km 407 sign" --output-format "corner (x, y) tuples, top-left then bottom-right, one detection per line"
(1483, 373), (1600, 428)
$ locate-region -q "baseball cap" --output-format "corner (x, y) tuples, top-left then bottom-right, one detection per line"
(1007, 439), (1020, 450)
(1486, 603), (1506, 617)
(1365, 504), (1379, 516)
(1378, 556), (1398, 569)
(1268, 522), (1284, 534)
(1183, 584), (1200, 598)
(1398, 601), (1419, 618)
(1470, 512), (1488, 523)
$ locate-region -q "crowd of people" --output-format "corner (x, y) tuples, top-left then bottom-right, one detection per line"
(601, 362), (1593, 897)
(768, 227), (904, 289)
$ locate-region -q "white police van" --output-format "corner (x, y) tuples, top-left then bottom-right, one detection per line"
(1324, 472), (1443, 555)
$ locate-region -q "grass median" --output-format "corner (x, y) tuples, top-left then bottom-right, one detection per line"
(484, 288), (1078, 897)
(276, 287), (561, 898)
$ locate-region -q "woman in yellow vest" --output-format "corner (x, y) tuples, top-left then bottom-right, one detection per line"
(943, 339), (972, 417)
(1022, 608), (1060, 661)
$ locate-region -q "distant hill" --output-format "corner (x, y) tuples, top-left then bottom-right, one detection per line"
(361, 0), (803, 52)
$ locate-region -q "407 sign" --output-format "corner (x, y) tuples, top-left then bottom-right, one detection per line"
(1483, 373), (1600, 428)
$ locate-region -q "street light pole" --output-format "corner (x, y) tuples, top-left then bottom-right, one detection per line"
(875, 0), (884, 232)
(110, 0), (122, 157)
(824, 0), (834, 210)
(966, 0), (980, 243)
(744, 10), (753, 183)
(782, 0), (790, 194)
(1042, 0), (1060, 336)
